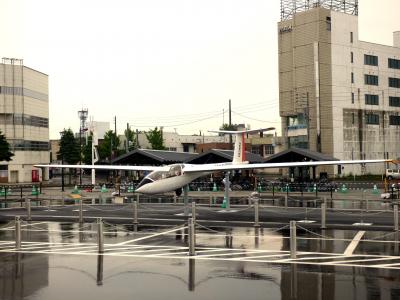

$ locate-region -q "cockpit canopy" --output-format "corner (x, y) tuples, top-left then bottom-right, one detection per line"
(136, 164), (184, 190)
(147, 164), (183, 181)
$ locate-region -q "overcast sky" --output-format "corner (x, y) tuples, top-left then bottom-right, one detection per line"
(0, 0), (399, 139)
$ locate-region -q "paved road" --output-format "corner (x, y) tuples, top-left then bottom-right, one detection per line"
(0, 202), (397, 231)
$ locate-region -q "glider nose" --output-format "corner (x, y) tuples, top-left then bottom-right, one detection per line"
(135, 178), (152, 194)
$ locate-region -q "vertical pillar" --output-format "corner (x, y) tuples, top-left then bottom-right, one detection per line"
(254, 199), (260, 227)
(97, 218), (104, 253)
(290, 221), (297, 259)
(184, 185), (189, 216)
(136, 193), (140, 204)
(394, 205), (399, 232)
(321, 202), (326, 229)
(79, 198), (83, 223)
(224, 172), (230, 210)
(209, 195), (212, 207)
(26, 198), (31, 221)
(173, 194), (177, 204)
(191, 201), (196, 224)
(15, 216), (21, 250)
(285, 195), (288, 207)
(133, 200), (138, 225)
(188, 218), (195, 256)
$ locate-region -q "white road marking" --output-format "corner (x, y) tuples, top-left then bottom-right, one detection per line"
(117, 225), (187, 245)
(344, 231), (366, 256)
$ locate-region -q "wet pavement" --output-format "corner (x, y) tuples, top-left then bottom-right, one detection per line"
(0, 221), (399, 300)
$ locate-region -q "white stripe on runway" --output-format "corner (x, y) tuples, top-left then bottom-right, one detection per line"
(344, 231), (365, 256)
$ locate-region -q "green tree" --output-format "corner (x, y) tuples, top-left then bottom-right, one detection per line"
(0, 131), (14, 162)
(82, 133), (93, 165)
(58, 128), (80, 184)
(58, 129), (80, 164)
(124, 127), (137, 151)
(145, 127), (165, 150)
(99, 130), (120, 161)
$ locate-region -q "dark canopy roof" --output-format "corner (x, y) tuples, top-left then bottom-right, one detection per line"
(112, 149), (198, 165)
(264, 148), (338, 163)
(186, 149), (264, 164)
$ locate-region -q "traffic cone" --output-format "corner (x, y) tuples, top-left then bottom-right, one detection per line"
(213, 183), (218, 192)
(372, 184), (380, 194)
(221, 196), (227, 208)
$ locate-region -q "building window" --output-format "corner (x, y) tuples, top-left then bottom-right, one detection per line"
(364, 54), (378, 66)
(389, 77), (400, 88)
(389, 96), (400, 107)
(265, 144), (274, 155)
(351, 52), (354, 63)
(351, 72), (354, 84)
(350, 32), (353, 43)
(390, 116), (400, 126)
(351, 92), (355, 104)
(365, 94), (379, 105)
(365, 113), (379, 125)
(326, 17), (331, 31)
(364, 74), (379, 86)
(389, 58), (400, 69)
(352, 112), (355, 125)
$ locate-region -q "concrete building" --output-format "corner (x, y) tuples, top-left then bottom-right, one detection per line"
(0, 58), (49, 182)
(278, 0), (400, 176)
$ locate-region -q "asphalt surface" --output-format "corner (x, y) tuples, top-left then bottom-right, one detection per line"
(0, 202), (397, 231)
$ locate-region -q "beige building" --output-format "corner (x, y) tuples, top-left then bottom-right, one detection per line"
(278, 0), (400, 176)
(0, 58), (49, 182)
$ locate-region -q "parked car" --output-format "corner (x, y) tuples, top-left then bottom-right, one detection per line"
(386, 169), (400, 180)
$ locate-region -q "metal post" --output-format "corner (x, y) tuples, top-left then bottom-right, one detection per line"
(133, 200), (138, 225)
(97, 218), (104, 253)
(394, 205), (399, 232)
(285, 194), (288, 207)
(174, 194), (177, 204)
(191, 201), (196, 224)
(254, 199), (260, 227)
(15, 216), (21, 250)
(272, 183), (275, 200)
(224, 172), (230, 210)
(184, 185), (189, 216)
(188, 218), (195, 256)
(26, 198), (31, 221)
(79, 198), (83, 223)
(290, 220), (297, 259)
(321, 202), (326, 229)
(136, 193), (140, 204)
(209, 195), (212, 207)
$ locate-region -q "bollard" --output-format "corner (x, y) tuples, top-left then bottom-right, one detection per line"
(79, 198), (83, 223)
(26, 198), (31, 221)
(133, 200), (138, 225)
(188, 218), (196, 256)
(285, 195), (288, 208)
(394, 205), (399, 232)
(15, 216), (21, 250)
(97, 218), (104, 253)
(191, 202), (196, 224)
(254, 199), (260, 227)
(136, 193), (140, 204)
(321, 202), (327, 229)
(290, 221), (297, 259)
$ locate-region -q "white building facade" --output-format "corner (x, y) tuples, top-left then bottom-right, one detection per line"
(278, 1), (400, 176)
(0, 58), (49, 182)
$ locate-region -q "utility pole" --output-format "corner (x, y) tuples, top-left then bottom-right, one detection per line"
(126, 123), (129, 153)
(78, 109), (88, 185)
(114, 116), (117, 135)
(229, 99), (232, 149)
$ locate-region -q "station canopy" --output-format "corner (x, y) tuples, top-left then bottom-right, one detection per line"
(112, 149), (198, 166)
(264, 148), (338, 163)
(186, 149), (264, 164)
